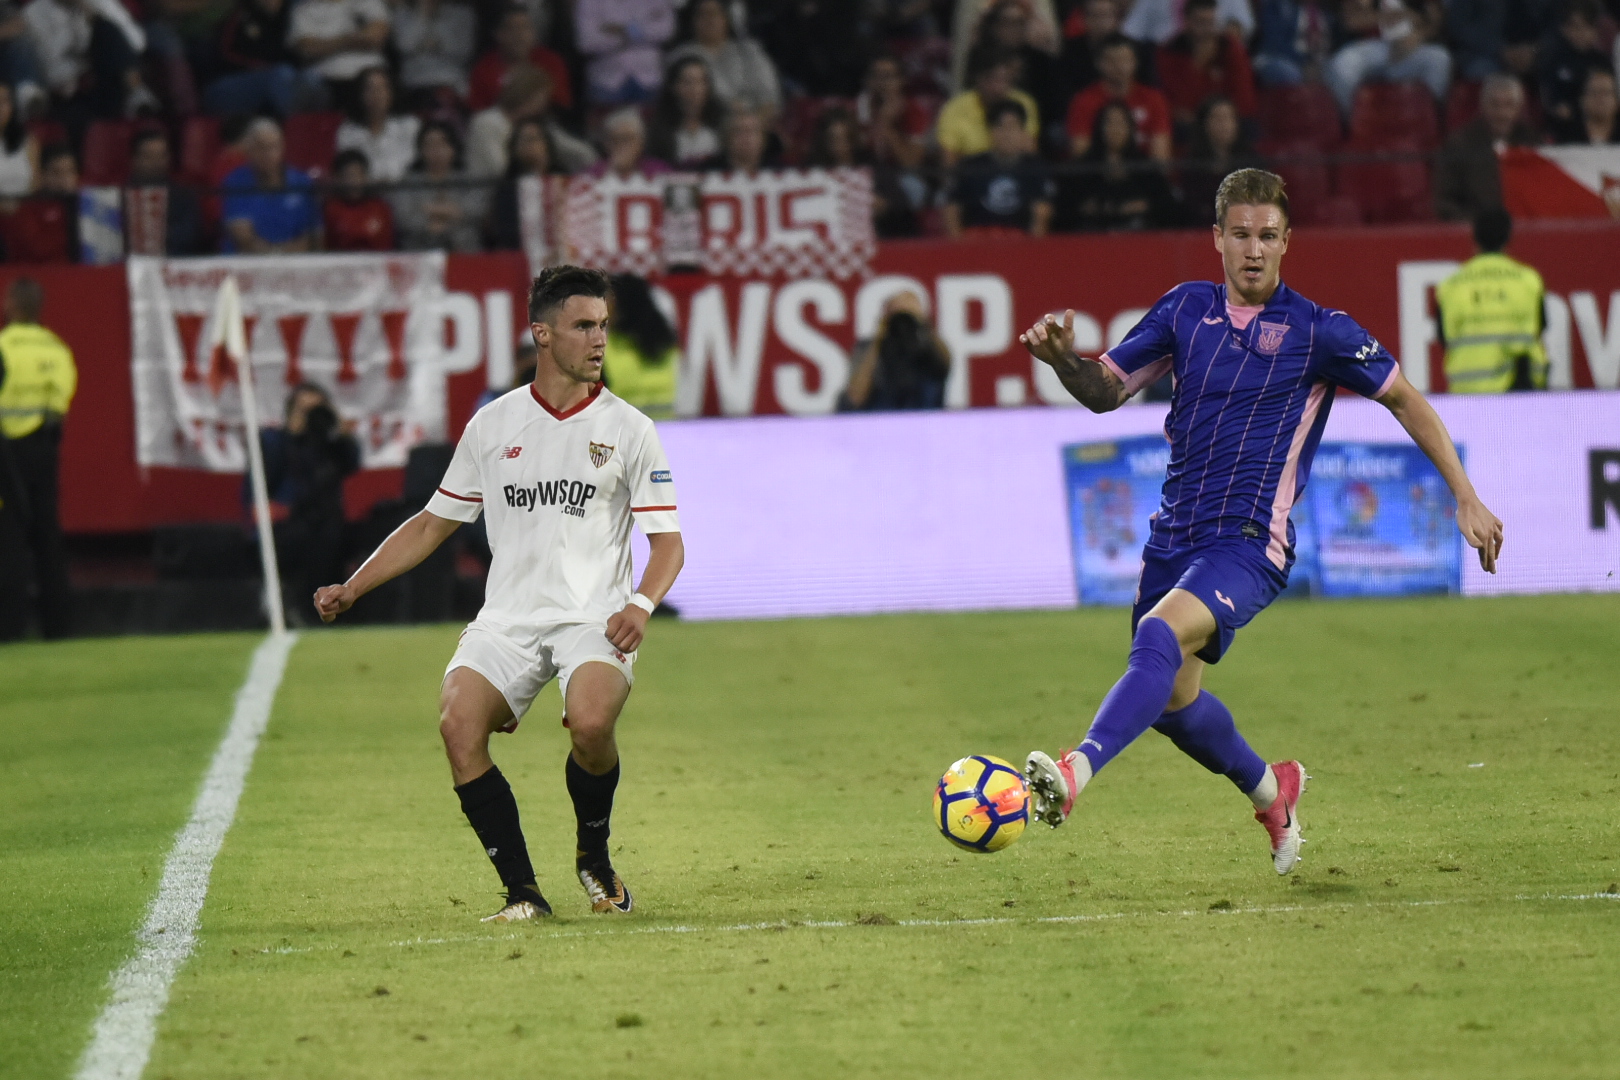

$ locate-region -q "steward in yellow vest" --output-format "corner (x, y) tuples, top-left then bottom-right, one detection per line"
(601, 275), (678, 420)
(1436, 209), (1547, 393)
(0, 277), (76, 639)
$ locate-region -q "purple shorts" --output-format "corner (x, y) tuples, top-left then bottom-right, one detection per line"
(1131, 540), (1290, 663)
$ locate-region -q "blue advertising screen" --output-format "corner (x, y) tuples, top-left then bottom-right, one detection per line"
(1063, 437), (1462, 604)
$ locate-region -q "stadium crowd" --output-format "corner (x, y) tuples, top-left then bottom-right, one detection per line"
(0, 0), (1614, 259)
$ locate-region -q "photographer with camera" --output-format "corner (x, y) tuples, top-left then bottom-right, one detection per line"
(248, 382), (361, 623)
(840, 290), (952, 412)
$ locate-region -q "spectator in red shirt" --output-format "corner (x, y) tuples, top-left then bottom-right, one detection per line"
(0, 143), (76, 263)
(1155, 0), (1256, 131)
(322, 148), (394, 251)
(1067, 33), (1172, 160)
(467, 5), (572, 114)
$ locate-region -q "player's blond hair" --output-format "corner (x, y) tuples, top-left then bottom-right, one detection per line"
(1215, 168), (1289, 228)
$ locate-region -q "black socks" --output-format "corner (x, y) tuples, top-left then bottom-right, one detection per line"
(453, 765), (537, 892)
(565, 754), (620, 858)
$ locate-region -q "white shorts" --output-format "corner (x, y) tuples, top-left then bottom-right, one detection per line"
(444, 620), (635, 731)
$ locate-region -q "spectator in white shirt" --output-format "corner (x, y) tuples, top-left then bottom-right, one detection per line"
(1121, 0), (1254, 45)
(290, 0), (389, 96)
(335, 67), (419, 182)
(664, 0), (780, 118)
(466, 62), (597, 177)
(647, 54), (723, 165)
(392, 0), (476, 105)
(23, 0), (155, 119)
(574, 0), (677, 104)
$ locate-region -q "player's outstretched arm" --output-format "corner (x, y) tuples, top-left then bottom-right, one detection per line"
(1019, 310), (1126, 413)
(313, 509), (463, 622)
(605, 531), (684, 652)
(1376, 371), (1504, 573)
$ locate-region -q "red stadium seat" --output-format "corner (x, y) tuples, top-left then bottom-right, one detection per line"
(1446, 80), (1482, 133)
(283, 111), (343, 177)
(1312, 194), (1363, 226)
(1259, 141), (1338, 223)
(26, 118), (67, 149)
(1255, 83), (1342, 151)
(81, 120), (136, 185)
(1335, 138), (1433, 223)
(1348, 82), (1440, 151)
(178, 115), (221, 184)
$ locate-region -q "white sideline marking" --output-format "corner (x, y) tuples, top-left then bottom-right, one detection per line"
(254, 892), (1620, 956)
(75, 632), (298, 1080)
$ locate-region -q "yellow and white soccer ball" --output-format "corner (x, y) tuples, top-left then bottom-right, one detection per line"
(933, 755), (1030, 853)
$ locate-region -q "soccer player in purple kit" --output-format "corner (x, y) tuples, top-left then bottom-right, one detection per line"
(1020, 170), (1504, 874)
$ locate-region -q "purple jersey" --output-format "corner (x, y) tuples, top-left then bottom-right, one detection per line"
(1101, 281), (1399, 570)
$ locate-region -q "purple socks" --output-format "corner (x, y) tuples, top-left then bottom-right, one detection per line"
(1076, 618), (1268, 794)
(1152, 690), (1268, 794)
(1076, 617), (1185, 775)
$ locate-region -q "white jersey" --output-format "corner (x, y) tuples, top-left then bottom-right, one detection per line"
(426, 383), (679, 627)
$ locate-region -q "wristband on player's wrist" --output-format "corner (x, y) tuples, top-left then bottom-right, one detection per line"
(628, 592), (657, 615)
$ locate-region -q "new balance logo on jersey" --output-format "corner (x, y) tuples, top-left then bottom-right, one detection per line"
(589, 441), (615, 468)
(499, 446), (522, 459)
(504, 480), (598, 517)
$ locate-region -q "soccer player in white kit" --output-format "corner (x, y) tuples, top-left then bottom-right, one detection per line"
(314, 267), (685, 922)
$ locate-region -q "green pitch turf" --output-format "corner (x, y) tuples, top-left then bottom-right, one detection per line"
(4, 596), (1619, 1080)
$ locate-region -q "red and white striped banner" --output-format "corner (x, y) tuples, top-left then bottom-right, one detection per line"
(128, 252), (448, 472)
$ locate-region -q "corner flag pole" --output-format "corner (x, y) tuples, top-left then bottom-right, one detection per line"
(214, 274), (286, 635)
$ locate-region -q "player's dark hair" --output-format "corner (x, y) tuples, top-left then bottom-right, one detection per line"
(986, 98), (1028, 129)
(1215, 168), (1289, 227)
(7, 276), (43, 321)
(529, 265), (611, 324)
(1473, 208), (1512, 252)
(1184, 0), (1218, 12)
(1097, 32), (1136, 54)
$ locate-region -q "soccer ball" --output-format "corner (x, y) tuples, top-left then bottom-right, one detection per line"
(934, 755), (1030, 853)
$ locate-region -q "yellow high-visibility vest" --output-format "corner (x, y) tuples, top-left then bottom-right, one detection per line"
(601, 332), (678, 420)
(1436, 252), (1547, 394)
(0, 321), (77, 438)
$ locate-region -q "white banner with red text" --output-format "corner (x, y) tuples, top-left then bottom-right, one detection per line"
(560, 168), (875, 280)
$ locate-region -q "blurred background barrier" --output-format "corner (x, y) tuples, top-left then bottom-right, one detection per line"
(639, 392), (1620, 620)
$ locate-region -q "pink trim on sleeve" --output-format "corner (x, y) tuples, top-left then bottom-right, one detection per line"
(1100, 351), (1173, 398)
(1373, 363), (1401, 399)
(1098, 351), (1128, 384)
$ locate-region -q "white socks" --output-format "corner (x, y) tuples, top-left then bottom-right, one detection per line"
(1247, 764), (1279, 810)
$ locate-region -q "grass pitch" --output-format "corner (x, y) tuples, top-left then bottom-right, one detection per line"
(4, 596), (1619, 1080)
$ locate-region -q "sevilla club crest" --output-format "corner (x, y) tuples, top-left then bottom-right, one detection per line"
(589, 441), (615, 468)
(1255, 321), (1290, 355)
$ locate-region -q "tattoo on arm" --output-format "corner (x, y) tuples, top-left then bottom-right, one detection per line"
(1052, 352), (1125, 412)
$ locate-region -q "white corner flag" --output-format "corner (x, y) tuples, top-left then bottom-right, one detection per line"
(211, 275), (286, 635)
